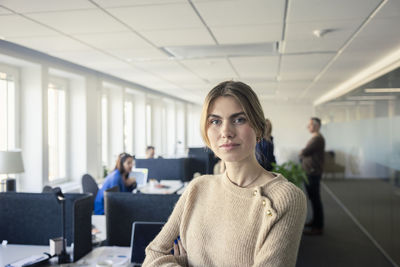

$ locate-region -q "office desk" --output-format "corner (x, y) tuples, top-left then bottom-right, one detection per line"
(1, 245), (131, 266)
(138, 180), (187, 195)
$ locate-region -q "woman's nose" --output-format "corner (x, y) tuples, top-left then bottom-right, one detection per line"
(221, 121), (234, 139)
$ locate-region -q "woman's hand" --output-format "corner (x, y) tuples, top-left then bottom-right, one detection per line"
(172, 236), (186, 257)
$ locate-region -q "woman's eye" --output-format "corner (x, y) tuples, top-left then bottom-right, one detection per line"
(210, 119), (221, 125)
(233, 117), (246, 124)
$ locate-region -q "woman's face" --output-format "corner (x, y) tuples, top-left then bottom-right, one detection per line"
(206, 96), (257, 163)
(123, 157), (134, 173)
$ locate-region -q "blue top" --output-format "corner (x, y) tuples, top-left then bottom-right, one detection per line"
(94, 169), (135, 215)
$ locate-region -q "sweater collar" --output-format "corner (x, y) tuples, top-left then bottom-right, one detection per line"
(221, 171), (285, 198)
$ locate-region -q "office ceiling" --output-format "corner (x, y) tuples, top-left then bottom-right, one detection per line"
(0, 0), (399, 104)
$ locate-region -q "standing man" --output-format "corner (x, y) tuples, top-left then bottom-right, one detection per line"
(300, 117), (325, 235)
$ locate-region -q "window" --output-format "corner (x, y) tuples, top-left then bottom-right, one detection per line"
(0, 71), (16, 151)
(146, 103), (152, 146)
(48, 81), (67, 181)
(101, 94), (108, 166)
(124, 101), (133, 154)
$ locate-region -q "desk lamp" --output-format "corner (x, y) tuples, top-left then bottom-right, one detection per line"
(0, 150), (24, 192)
(52, 187), (70, 264)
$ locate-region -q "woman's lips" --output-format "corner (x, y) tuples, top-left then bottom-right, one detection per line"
(219, 143), (240, 150)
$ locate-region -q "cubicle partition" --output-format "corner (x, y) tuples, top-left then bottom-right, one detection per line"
(104, 191), (180, 246)
(0, 192), (92, 262)
(136, 158), (195, 182)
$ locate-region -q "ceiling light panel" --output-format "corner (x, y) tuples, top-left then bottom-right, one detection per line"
(0, 0), (94, 13)
(180, 58), (237, 80)
(211, 24), (282, 45)
(288, 0), (381, 22)
(106, 3), (203, 31)
(365, 88), (400, 93)
(230, 56), (279, 79)
(346, 95), (397, 101)
(27, 9), (126, 34)
(140, 28), (215, 47)
(194, 0), (284, 26)
(0, 15), (56, 37)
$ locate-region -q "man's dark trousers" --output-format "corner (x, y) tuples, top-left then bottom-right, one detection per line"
(305, 174), (324, 228)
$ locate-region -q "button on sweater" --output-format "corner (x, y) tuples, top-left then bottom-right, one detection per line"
(143, 172), (307, 267)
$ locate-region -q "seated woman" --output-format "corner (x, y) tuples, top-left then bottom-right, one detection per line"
(143, 81), (306, 266)
(94, 153), (136, 215)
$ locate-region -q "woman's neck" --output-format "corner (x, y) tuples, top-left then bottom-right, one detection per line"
(225, 156), (264, 188)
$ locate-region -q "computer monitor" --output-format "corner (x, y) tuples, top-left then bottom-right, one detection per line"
(129, 168), (148, 188)
(130, 221), (165, 265)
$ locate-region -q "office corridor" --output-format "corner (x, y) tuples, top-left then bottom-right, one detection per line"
(297, 179), (399, 267)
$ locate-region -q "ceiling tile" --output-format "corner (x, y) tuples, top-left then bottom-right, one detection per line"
(7, 35), (91, 52)
(93, 0), (184, 8)
(195, 0), (285, 26)
(49, 50), (127, 70)
(288, 0), (381, 22)
(280, 53), (334, 80)
(73, 31), (153, 50)
(230, 56), (279, 79)
(0, 7), (13, 15)
(180, 58), (236, 80)
(107, 3), (203, 30)
(27, 9), (126, 34)
(134, 60), (204, 83)
(109, 48), (169, 61)
(140, 28), (214, 46)
(0, 0), (94, 13)
(212, 24), (282, 44)
(0, 15), (56, 37)
(374, 0), (400, 19)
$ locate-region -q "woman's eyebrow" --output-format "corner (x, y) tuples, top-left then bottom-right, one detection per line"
(207, 112), (245, 119)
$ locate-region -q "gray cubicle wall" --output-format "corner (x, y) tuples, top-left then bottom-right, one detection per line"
(105, 192), (180, 246)
(0, 192), (92, 262)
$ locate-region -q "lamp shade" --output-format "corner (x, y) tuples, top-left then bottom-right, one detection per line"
(0, 151), (25, 174)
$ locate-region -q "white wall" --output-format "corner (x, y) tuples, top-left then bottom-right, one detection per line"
(261, 100), (315, 164)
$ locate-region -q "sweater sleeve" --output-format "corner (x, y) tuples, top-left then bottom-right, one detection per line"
(301, 136), (321, 157)
(253, 187), (307, 267)
(142, 187), (190, 267)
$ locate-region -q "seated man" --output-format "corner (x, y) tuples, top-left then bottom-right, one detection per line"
(146, 146), (155, 159)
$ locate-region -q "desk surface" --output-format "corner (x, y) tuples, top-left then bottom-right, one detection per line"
(1, 245), (131, 266)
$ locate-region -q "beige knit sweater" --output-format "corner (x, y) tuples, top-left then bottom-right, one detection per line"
(143, 172), (307, 267)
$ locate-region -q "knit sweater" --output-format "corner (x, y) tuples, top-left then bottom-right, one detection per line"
(143, 172), (307, 267)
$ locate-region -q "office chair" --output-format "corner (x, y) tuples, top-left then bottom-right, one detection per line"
(81, 174), (99, 211)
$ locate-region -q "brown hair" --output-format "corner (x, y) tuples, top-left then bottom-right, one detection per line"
(200, 81), (266, 148)
(264, 118), (272, 141)
(114, 152), (133, 175)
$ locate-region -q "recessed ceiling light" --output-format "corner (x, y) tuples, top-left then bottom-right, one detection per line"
(0, 36), (5, 40)
(312, 29), (335, 38)
(126, 58), (132, 62)
(365, 88), (400, 93)
(346, 95), (397, 101)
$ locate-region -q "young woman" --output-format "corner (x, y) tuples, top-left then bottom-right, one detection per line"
(94, 153), (136, 215)
(143, 81), (306, 266)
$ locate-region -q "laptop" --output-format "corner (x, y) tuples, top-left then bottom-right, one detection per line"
(129, 168), (149, 188)
(130, 221), (165, 265)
